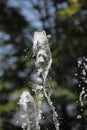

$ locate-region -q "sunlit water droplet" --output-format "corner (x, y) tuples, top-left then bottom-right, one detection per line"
(77, 115), (82, 119)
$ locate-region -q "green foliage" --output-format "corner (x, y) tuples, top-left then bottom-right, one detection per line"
(53, 88), (76, 103)
(58, 3), (81, 18)
(0, 101), (16, 115)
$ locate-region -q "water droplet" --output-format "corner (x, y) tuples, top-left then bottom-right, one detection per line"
(77, 115), (82, 119)
(42, 116), (44, 119)
(75, 73), (78, 76)
(81, 109), (83, 112)
(16, 121), (19, 124)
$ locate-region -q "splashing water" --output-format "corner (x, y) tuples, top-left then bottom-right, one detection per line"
(18, 91), (37, 130)
(43, 85), (60, 130)
(33, 31), (52, 82)
(33, 31), (59, 130)
(79, 87), (85, 106)
(77, 57), (87, 106)
(19, 31), (60, 130)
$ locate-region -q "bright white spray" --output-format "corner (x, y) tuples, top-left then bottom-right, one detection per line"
(77, 57), (87, 106)
(18, 91), (36, 130)
(33, 31), (60, 130)
(19, 31), (60, 130)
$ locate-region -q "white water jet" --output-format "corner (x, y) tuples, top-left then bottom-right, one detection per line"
(33, 31), (60, 130)
(33, 31), (52, 82)
(19, 31), (60, 130)
(43, 85), (60, 130)
(18, 91), (37, 130)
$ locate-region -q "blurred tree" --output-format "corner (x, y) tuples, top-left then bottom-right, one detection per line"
(0, 0), (87, 130)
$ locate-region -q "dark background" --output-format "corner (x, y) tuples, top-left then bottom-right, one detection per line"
(0, 0), (87, 130)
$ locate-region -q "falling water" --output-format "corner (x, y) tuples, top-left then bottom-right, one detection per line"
(33, 31), (60, 130)
(19, 31), (60, 130)
(18, 91), (37, 130)
(77, 57), (87, 106)
(79, 87), (85, 106)
(43, 85), (60, 130)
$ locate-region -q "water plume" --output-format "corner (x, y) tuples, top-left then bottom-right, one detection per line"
(19, 31), (60, 130)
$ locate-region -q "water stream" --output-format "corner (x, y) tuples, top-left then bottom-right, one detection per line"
(18, 32), (87, 130)
(33, 31), (60, 130)
(77, 57), (87, 107)
(19, 31), (60, 130)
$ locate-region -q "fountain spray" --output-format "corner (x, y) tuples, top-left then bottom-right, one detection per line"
(19, 31), (60, 130)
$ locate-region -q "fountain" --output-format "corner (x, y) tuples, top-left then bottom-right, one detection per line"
(18, 31), (60, 130)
